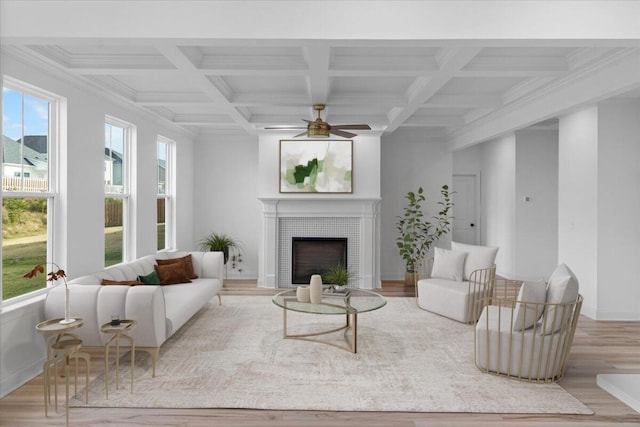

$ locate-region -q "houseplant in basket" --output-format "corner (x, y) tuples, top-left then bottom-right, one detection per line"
(396, 185), (453, 286)
(199, 232), (243, 272)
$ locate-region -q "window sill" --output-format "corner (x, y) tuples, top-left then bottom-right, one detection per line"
(0, 291), (47, 318)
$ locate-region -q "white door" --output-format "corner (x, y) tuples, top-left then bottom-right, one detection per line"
(452, 174), (479, 245)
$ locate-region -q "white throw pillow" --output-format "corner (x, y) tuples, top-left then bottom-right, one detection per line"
(431, 248), (467, 282)
(512, 280), (547, 331)
(540, 263), (579, 335)
(451, 242), (499, 281)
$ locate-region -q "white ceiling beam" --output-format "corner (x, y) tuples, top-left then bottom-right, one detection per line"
(423, 94), (501, 108)
(385, 47), (482, 132)
(155, 45), (256, 135)
(403, 116), (465, 126)
(303, 44), (331, 105)
(448, 49), (640, 150)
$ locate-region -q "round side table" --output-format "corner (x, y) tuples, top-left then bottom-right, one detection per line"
(100, 319), (137, 399)
(35, 317), (89, 425)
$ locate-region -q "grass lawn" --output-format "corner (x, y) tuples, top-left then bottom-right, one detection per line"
(3, 225), (165, 300)
(2, 240), (47, 299)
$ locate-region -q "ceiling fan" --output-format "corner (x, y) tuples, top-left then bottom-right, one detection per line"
(266, 104), (371, 138)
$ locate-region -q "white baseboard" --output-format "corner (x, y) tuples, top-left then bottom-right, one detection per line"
(597, 374), (640, 414)
(0, 357), (43, 399)
(595, 311), (640, 321)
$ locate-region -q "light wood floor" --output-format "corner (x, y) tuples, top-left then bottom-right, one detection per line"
(1, 281), (639, 426)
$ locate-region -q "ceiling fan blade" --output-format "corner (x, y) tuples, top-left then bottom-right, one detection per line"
(329, 129), (357, 138)
(331, 124), (371, 130)
(302, 119), (313, 124)
(292, 130), (309, 138)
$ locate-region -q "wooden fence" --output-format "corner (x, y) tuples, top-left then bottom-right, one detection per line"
(104, 202), (123, 227)
(105, 199), (165, 227)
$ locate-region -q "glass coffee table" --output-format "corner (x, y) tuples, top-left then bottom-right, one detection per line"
(272, 288), (386, 353)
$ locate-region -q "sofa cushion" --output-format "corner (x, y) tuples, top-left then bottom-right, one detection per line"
(431, 247), (466, 282)
(417, 278), (483, 323)
(138, 270), (161, 285)
(451, 241), (498, 281)
(476, 305), (568, 380)
(512, 280), (546, 331)
(162, 278), (219, 337)
(541, 263), (579, 335)
(154, 262), (192, 285)
(157, 254), (198, 279)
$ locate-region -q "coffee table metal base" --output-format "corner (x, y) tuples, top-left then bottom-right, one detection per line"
(283, 300), (358, 353)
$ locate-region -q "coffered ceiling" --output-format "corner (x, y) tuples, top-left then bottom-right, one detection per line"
(2, 2), (639, 145)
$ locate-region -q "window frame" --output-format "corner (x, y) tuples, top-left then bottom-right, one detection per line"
(1, 76), (61, 306)
(156, 136), (174, 252)
(104, 116), (133, 267)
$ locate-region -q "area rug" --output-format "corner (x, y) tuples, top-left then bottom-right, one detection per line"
(71, 296), (592, 414)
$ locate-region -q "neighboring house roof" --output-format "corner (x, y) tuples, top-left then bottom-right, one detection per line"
(104, 147), (123, 164)
(2, 135), (48, 167)
(20, 135), (48, 154)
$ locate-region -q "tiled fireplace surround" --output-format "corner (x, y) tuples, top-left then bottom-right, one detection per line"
(258, 198), (381, 289)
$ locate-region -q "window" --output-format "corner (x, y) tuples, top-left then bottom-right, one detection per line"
(104, 118), (131, 266)
(2, 79), (59, 302)
(157, 137), (173, 251)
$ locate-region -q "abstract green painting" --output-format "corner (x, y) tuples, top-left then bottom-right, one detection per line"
(279, 140), (353, 193)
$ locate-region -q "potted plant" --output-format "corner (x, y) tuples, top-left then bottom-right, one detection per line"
(396, 185), (453, 286)
(199, 232), (244, 272)
(323, 263), (351, 292)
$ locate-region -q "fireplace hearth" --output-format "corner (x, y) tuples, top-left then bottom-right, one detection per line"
(291, 237), (347, 284)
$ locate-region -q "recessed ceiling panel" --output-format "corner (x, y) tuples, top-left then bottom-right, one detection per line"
(332, 46), (439, 71)
(180, 45), (306, 70)
(111, 75), (202, 93)
(478, 47), (575, 58)
(219, 75), (308, 94)
(331, 76), (414, 94)
(27, 44), (175, 69)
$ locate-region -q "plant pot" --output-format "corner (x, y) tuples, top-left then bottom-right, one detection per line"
(405, 271), (419, 286)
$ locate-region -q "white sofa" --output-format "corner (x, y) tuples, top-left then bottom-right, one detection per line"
(417, 242), (498, 324)
(44, 251), (224, 375)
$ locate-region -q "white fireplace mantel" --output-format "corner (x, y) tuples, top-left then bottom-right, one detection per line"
(258, 197), (381, 289)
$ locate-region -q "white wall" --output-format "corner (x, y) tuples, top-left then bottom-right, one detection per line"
(0, 52), (196, 396)
(193, 136), (260, 278)
(456, 130), (559, 281)
(481, 134), (517, 278)
(558, 107), (599, 318)
(381, 129), (452, 280)
(514, 129), (559, 280)
(596, 100), (640, 319)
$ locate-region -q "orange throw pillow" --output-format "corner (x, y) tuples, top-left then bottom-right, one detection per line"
(156, 254), (198, 279)
(154, 262), (192, 285)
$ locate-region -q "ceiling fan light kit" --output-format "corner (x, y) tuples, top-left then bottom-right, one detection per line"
(267, 104), (371, 139)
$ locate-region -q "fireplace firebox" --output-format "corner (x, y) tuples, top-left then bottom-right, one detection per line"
(291, 237), (347, 284)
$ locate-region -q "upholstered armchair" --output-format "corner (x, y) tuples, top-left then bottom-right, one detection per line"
(416, 242), (498, 324)
(474, 264), (583, 383)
